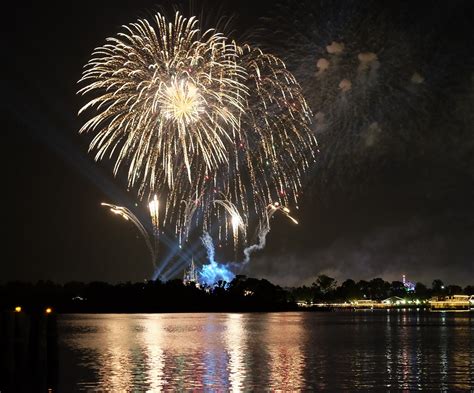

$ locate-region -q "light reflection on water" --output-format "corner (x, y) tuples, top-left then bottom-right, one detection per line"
(58, 311), (473, 391)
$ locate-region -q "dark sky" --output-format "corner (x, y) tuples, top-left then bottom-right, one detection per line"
(4, 0), (473, 286)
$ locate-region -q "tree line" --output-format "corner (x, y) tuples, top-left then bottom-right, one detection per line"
(290, 275), (473, 303)
(0, 275), (472, 313)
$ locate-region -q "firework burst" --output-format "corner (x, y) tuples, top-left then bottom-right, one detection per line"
(79, 11), (316, 253)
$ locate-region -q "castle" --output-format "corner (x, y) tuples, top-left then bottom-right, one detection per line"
(183, 258), (199, 286)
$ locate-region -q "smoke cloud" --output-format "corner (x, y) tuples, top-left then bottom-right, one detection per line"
(245, 213), (474, 287)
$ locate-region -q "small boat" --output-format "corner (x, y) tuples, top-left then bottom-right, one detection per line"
(429, 295), (473, 312)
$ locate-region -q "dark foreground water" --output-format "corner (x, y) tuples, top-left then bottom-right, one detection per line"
(54, 311), (473, 391)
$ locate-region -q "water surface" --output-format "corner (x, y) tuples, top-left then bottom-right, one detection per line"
(58, 311), (473, 391)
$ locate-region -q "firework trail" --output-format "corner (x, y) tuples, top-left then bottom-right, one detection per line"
(148, 195), (160, 257)
(79, 11), (316, 260)
(178, 194), (201, 247)
(242, 202), (298, 264)
(101, 201), (158, 268)
(213, 197), (246, 255)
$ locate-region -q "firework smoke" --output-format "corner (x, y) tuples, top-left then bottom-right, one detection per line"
(199, 232), (235, 285)
(255, 0), (432, 193)
(242, 202), (298, 264)
(242, 226), (270, 265)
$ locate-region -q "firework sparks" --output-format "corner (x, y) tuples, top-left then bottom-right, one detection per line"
(269, 202), (299, 225)
(148, 194), (160, 257)
(80, 11), (316, 261)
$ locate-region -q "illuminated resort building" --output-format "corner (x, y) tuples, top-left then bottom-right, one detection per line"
(381, 296), (404, 305)
(429, 295), (473, 311)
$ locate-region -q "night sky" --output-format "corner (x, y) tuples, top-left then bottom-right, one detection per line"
(5, 0), (473, 286)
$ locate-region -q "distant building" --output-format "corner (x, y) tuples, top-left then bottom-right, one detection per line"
(382, 296), (404, 305)
(429, 295), (472, 311)
(183, 257), (199, 286)
(402, 274), (415, 292)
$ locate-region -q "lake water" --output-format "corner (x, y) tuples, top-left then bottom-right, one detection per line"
(55, 311), (473, 391)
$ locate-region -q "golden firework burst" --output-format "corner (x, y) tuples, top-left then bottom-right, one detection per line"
(79, 11), (317, 250)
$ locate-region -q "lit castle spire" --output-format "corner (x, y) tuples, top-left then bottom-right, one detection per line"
(402, 274), (415, 292)
(183, 257), (199, 286)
